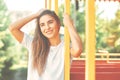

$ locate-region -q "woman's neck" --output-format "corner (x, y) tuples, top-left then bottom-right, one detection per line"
(49, 37), (61, 46)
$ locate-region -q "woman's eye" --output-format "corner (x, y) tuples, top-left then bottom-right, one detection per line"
(40, 23), (44, 27)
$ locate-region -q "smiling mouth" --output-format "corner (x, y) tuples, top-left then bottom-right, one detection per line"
(46, 30), (53, 34)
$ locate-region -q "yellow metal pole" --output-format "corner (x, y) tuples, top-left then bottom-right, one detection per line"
(54, 0), (58, 15)
(48, 0), (51, 9)
(45, 0), (47, 8)
(85, 0), (95, 80)
(64, 0), (70, 80)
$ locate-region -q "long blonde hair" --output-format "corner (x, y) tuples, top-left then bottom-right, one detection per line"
(32, 10), (61, 75)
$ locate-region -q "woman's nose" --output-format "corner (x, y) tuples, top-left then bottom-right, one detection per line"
(45, 24), (50, 29)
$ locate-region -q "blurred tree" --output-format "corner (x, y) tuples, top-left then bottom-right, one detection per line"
(0, 0), (14, 79)
(95, 6), (120, 53)
(1, 58), (13, 80)
(0, 0), (28, 79)
(106, 9), (120, 52)
(96, 7), (108, 50)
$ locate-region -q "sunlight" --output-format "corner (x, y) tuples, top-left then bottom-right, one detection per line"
(4, 0), (45, 12)
(96, 1), (120, 20)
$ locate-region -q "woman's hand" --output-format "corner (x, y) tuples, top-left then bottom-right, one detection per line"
(9, 8), (46, 43)
(34, 9), (47, 18)
(63, 13), (74, 27)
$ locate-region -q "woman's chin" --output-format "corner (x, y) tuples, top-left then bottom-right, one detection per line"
(45, 35), (54, 39)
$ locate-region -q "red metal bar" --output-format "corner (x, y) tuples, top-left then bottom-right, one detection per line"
(80, 0), (120, 2)
(97, 0), (120, 2)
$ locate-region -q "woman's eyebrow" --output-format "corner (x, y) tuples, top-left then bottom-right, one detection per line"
(40, 23), (44, 26)
(48, 19), (54, 22)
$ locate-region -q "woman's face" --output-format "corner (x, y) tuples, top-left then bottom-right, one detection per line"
(39, 14), (60, 39)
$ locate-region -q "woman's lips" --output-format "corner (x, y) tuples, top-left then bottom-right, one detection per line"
(46, 30), (53, 34)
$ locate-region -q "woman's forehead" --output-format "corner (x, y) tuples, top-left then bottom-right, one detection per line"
(39, 15), (55, 22)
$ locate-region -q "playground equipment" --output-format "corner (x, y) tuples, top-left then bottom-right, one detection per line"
(45, 0), (120, 80)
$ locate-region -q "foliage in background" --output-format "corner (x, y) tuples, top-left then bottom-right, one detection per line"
(106, 9), (120, 53)
(0, 0), (13, 79)
(0, 0), (27, 80)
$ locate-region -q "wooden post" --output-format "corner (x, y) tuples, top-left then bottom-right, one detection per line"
(64, 0), (70, 80)
(85, 0), (96, 80)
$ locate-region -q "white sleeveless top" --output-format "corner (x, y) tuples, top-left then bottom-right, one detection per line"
(21, 33), (65, 80)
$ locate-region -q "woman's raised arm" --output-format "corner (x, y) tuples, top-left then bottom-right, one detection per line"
(9, 9), (44, 43)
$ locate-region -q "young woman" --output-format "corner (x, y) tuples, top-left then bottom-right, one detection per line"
(9, 9), (82, 80)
